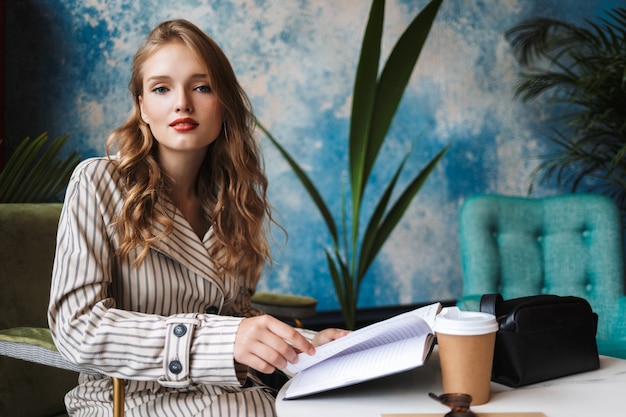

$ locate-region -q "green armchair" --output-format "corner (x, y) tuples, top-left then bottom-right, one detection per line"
(0, 203), (316, 417)
(0, 204), (74, 417)
(457, 194), (626, 359)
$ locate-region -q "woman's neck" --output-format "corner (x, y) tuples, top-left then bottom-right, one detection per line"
(158, 150), (210, 238)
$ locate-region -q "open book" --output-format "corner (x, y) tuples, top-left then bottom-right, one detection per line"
(283, 302), (442, 399)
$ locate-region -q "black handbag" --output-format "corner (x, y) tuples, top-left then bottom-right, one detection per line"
(480, 293), (600, 387)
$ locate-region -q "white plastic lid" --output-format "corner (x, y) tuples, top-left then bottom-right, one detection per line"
(433, 307), (498, 336)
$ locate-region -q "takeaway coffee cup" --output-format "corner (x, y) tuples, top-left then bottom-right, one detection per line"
(433, 307), (498, 405)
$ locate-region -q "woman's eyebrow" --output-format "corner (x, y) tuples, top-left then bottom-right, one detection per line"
(145, 74), (209, 83)
(145, 75), (170, 84)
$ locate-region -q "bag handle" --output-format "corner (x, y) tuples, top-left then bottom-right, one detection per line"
(480, 293), (503, 316)
(481, 293), (569, 319)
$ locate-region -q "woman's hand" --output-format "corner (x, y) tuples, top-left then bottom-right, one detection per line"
(234, 314), (315, 374)
(312, 328), (351, 347)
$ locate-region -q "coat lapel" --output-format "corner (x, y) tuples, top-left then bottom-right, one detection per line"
(148, 197), (227, 295)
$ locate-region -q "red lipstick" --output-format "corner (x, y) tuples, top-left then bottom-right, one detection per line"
(170, 118), (199, 132)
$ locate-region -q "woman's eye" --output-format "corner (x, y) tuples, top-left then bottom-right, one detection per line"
(152, 86), (168, 94)
(195, 85), (212, 93)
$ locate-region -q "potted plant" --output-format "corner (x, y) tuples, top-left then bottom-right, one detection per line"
(506, 8), (626, 217)
(258, 0), (447, 329)
(0, 132), (81, 203)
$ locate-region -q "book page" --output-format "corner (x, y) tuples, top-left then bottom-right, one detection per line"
(285, 333), (434, 399)
(286, 302), (440, 374)
(282, 302), (442, 398)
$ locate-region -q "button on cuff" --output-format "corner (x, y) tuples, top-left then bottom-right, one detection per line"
(173, 324), (187, 337)
(168, 360), (183, 374)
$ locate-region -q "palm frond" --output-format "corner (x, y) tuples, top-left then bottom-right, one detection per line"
(0, 133), (81, 203)
(510, 8), (626, 223)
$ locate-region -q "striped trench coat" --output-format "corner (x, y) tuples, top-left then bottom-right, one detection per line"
(48, 157), (277, 416)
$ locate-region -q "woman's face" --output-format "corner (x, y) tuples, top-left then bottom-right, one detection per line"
(139, 41), (223, 160)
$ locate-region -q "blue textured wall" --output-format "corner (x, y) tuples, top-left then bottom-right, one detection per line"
(4, 0), (620, 311)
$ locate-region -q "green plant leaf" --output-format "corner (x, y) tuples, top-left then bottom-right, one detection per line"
(363, 0), (443, 196)
(257, 120), (339, 245)
(349, 0), (385, 215)
(326, 250), (345, 309)
(0, 133), (81, 203)
(22, 134), (68, 200)
(358, 145), (449, 282)
(325, 249), (356, 328)
(0, 134), (46, 201)
(358, 152), (411, 280)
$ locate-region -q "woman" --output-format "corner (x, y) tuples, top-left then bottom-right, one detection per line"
(48, 19), (345, 417)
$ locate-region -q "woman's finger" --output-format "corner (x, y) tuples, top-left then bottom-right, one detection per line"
(234, 315), (315, 372)
(312, 328), (351, 346)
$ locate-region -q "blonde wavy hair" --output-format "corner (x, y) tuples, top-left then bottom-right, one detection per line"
(106, 19), (274, 280)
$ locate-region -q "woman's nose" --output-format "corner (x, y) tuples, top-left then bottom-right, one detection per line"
(175, 91), (192, 112)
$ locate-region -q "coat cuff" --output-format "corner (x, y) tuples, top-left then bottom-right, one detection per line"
(189, 314), (245, 385)
(158, 315), (202, 388)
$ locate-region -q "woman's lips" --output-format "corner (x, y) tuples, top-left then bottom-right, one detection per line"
(170, 118), (199, 131)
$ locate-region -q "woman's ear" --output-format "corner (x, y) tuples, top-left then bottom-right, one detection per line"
(138, 96), (149, 124)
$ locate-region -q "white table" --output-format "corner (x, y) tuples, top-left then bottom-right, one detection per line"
(276, 350), (626, 417)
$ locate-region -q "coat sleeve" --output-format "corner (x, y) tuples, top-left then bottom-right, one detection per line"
(47, 159), (244, 387)
(223, 272), (265, 318)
